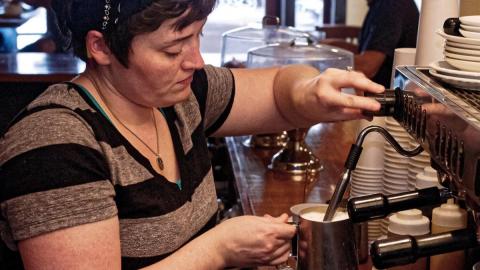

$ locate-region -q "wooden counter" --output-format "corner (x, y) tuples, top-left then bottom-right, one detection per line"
(225, 121), (373, 270)
(0, 53), (85, 134)
(226, 121), (357, 216)
(0, 53), (85, 82)
(0, 7), (41, 28)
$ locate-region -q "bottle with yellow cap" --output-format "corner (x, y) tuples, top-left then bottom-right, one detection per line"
(430, 199), (467, 270)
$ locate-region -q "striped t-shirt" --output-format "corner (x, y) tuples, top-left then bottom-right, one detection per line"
(0, 65), (235, 269)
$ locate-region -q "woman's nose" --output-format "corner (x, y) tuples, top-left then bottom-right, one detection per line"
(182, 45), (204, 70)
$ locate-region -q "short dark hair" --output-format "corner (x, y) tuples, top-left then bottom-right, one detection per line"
(53, 0), (216, 67)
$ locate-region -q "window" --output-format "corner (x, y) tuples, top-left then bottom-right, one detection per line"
(414, 0), (421, 10)
(201, 0), (266, 65)
(295, 0), (323, 30)
(16, 7), (47, 50)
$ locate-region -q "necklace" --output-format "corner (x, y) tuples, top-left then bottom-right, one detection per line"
(87, 77), (164, 170)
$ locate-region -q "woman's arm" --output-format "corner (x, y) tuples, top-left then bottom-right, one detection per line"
(19, 217), (122, 270)
(214, 65), (384, 137)
(18, 215), (295, 270)
(354, 51), (386, 79)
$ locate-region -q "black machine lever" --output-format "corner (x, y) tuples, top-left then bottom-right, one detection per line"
(347, 187), (452, 223)
(362, 88), (403, 118)
(370, 228), (478, 269)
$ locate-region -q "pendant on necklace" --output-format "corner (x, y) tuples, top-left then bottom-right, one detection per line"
(157, 156), (164, 170)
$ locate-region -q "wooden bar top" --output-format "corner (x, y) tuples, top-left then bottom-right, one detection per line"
(226, 121), (357, 216)
(0, 53), (85, 83)
(225, 121), (374, 270)
(0, 7), (40, 27)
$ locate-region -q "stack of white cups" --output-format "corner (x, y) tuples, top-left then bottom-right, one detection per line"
(380, 46), (420, 236)
(380, 117), (414, 235)
(350, 117), (386, 240)
(390, 48), (417, 85)
(390, 47), (433, 191)
(383, 117), (412, 195)
(407, 140), (432, 190)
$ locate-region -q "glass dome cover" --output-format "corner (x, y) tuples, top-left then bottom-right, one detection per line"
(222, 24), (314, 44)
(247, 43), (354, 71)
(220, 18), (318, 67)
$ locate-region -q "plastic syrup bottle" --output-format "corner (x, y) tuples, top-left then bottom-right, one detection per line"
(430, 199), (467, 270)
(415, 166), (441, 190)
(415, 166), (441, 220)
(387, 209), (430, 270)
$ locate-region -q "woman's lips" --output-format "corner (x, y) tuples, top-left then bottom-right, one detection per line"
(178, 75), (193, 86)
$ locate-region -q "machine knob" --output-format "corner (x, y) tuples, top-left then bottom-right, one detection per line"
(371, 228), (478, 269)
(363, 89), (397, 117)
(347, 187), (449, 223)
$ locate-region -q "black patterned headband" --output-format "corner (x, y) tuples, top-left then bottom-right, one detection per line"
(101, 0), (118, 30)
(100, 0), (154, 32)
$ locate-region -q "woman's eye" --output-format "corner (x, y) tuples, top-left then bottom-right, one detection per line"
(165, 51), (181, 58)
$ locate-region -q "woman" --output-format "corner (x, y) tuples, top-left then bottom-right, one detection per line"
(0, 0), (384, 269)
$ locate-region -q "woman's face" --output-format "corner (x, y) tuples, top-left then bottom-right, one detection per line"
(108, 16), (206, 108)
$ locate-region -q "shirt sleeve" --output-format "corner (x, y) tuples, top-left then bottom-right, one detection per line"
(361, 0), (406, 57)
(0, 108), (117, 243)
(190, 65), (235, 136)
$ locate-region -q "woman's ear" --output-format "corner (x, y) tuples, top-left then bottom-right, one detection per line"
(85, 30), (112, 65)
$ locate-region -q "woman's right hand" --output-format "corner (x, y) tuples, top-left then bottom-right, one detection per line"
(213, 213), (296, 268)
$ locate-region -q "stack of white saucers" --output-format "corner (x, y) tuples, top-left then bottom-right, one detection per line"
(459, 16), (480, 40)
(432, 15), (480, 89)
(350, 118), (386, 241)
(429, 60), (480, 90)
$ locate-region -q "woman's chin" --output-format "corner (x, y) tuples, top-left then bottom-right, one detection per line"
(158, 87), (192, 107)
(178, 85), (193, 100)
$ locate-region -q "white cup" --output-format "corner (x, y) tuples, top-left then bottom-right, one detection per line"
(415, 0), (459, 65)
(391, 48), (416, 88)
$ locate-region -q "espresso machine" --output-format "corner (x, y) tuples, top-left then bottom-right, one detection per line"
(337, 65), (480, 269)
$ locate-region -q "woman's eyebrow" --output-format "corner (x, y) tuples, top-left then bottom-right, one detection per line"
(162, 34), (193, 47)
(160, 20), (206, 48)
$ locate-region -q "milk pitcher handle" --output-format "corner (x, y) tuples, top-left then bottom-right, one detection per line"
(276, 222), (299, 270)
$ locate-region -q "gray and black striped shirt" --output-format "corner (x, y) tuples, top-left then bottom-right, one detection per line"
(0, 65), (235, 269)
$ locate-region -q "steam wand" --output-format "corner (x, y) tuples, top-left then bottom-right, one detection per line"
(323, 125), (424, 222)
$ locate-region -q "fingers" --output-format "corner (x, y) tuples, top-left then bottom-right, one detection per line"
(323, 68), (384, 94)
(263, 213), (290, 223)
(277, 213), (289, 222)
(308, 106), (374, 122)
(267, 242), (292, 266)
(272, 213), (290, 223)
(261, 214), (296, 240)
(310, 68), (383, 114)
(324, 91), (381, 112)
(263, 214), (273, 219)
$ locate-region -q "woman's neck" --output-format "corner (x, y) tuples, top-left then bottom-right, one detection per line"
(74, 70), (154, 126)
